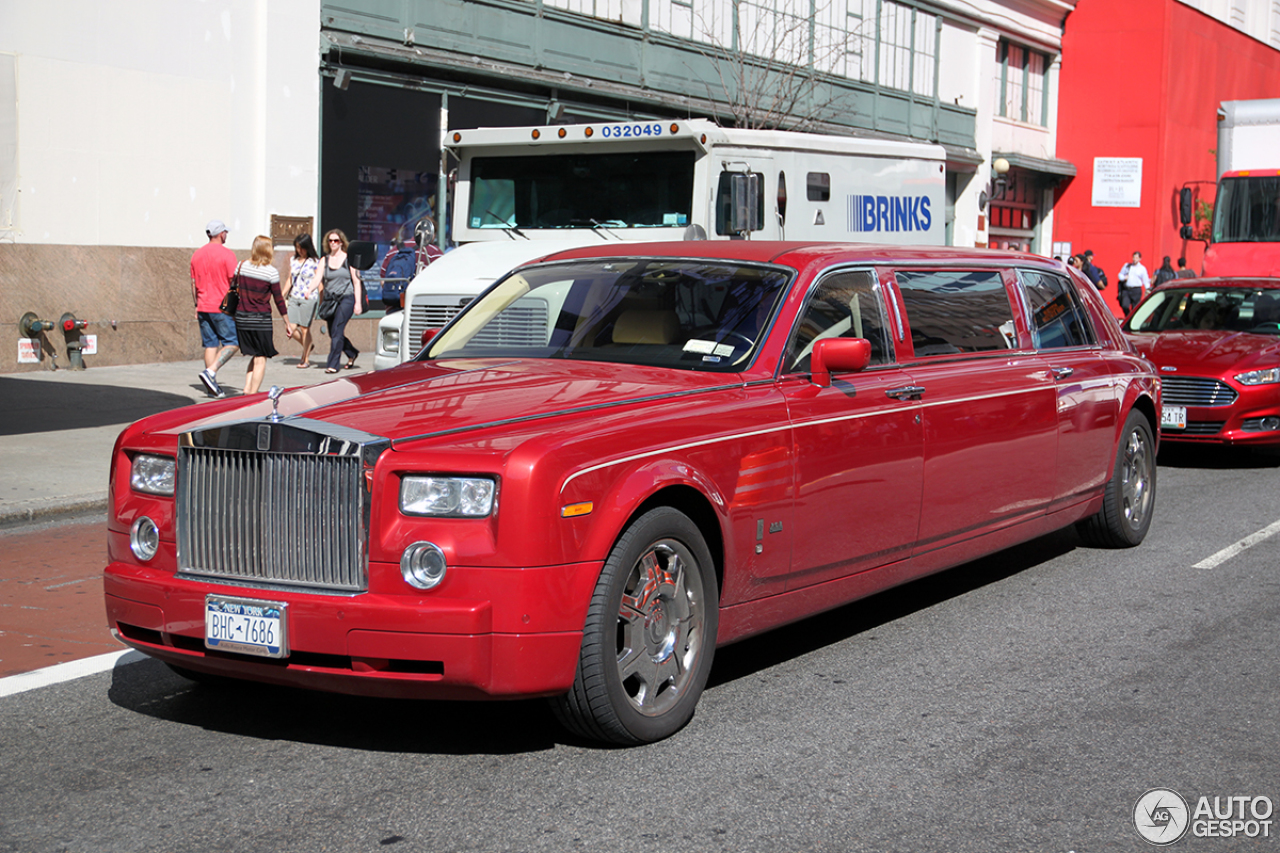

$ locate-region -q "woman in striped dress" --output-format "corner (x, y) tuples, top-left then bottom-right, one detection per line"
(234, 235), (295, 395)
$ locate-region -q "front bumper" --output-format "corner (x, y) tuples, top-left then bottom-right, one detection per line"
(104, 556), (599, 701)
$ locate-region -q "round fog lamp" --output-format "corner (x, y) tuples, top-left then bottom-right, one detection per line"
(1265, 417), (1280, 431)
(401, 541), (447, 590)
(130, 516), (160, 562)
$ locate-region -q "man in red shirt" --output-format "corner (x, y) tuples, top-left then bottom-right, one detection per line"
(190, 220), (239, 397)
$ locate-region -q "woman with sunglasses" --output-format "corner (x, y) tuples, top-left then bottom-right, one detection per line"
(311, 228), (365, 373)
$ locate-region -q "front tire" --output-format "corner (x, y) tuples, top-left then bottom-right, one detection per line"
(1077, 409), (1156, 547)
(552, 507), (718, 745)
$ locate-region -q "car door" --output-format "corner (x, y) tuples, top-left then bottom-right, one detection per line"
(780, 268), (924, 590)
(1017, 269), (1120, 507)
(890, 267), (1059, 555)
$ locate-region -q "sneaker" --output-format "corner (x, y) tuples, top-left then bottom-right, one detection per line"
(199, 368), (224, 398)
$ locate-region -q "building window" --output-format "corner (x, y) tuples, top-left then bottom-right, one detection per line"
(648, 0), (938, 99)
(997, 40), (1049, 127)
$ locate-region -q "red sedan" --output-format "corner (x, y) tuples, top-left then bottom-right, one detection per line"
(1123, 277), (1280, 445)
(105, 242), (1159, 744)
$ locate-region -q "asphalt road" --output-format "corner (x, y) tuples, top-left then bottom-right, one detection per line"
(1, 446), (1278, 852)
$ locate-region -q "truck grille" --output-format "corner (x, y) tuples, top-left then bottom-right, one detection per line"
(176, 421), (383, 593)
(407, 298), (549, 351)
(1161, 376), (1237, 407)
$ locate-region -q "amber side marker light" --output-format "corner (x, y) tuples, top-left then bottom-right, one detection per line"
(558, 127), (567, 138)
(452, 132), (462, 143)
(531, 129), (541, 140)
(561, 502), (594, 518)
(584, 127), (594, 138)
(670, 123), (680, 134)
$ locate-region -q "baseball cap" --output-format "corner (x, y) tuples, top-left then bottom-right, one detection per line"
(206, 220), (228, 236)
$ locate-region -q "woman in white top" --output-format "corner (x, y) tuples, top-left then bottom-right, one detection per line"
(284, 233), (321, 368)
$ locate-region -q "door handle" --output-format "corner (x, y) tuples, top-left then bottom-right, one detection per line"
(1050, 367), (1075, 380)
(886, 385), (926, 400)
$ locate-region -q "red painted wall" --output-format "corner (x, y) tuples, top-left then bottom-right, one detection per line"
(1055, 0), (1280, 312)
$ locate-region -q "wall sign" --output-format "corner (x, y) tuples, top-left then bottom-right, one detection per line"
(1092, 158), (1143, 208)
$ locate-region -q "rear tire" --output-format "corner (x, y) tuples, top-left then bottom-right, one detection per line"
(551, 507), (718, 745)
(1077, 409), (1156, 547)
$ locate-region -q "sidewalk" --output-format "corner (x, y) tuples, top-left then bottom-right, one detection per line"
(0, 356), (359, 527)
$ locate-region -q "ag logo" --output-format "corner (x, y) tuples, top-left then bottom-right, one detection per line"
(1135, 788), (1190, 845)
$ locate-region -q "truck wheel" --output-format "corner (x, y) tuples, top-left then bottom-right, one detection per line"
(1077, 410), (1156, 547)
(552, 507), (718, 745)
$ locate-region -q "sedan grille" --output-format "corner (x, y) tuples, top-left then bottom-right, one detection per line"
(1160, 376), (1238, 407)
(176, 420), (387, 593)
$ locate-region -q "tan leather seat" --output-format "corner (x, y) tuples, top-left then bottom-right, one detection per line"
(612, 310), (681, 344)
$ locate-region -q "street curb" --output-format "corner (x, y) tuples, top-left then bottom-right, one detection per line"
(0, 496), (108, 530)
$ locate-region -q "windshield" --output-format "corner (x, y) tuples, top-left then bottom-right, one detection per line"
(1124, 287), (1280, 334)
(468, 152), (696, 230)
(1213, 176), (1280, 243)
(423, 258), (792, 371)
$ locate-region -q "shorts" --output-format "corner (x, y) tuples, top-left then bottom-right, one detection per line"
(198, 311), (238, 348)
(288, 296), (319, 327)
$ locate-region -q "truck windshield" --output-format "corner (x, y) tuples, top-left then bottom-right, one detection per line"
(1213, 176), (1280, 243)
(423, 258), (791, 372)
(468, 151), (696, 230)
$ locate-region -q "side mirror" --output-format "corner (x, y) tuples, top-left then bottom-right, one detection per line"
(1179, 187), (1193, 226)
(811, 338), (871, 387)
(729, 172), (760, 234)
(346, 241), (378, 271)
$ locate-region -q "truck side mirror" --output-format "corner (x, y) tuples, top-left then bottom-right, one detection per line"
(1179, 187), (1193, 226)
(729, 173), (761, 234)
(346, 241), (378, 271)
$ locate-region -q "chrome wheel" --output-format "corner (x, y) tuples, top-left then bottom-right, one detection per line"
(552, 507), (718, 744)
(616, 541), (706, 716)
(1077, 410), (1157, 548)
(1120, 424), (1153, 531)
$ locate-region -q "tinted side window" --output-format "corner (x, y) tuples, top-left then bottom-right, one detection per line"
(894, 270), (1016, 355)
(785, 270), (890, 372)
(1020, 271), (1096, 348)
(807, 172), (831, 201)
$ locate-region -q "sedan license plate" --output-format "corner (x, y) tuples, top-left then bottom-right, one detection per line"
(205, 596), (288, 659)
(1162, 405), (1187, 430)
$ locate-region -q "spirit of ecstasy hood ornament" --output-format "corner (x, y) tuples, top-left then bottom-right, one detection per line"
(267, 385), (283, 422)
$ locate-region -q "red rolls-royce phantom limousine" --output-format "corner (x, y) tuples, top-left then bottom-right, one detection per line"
(105, 242), (1160, 744)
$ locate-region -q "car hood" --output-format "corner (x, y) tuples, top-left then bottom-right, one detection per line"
(157, 359), (743, 445)
(1126, 330), (1280, 374)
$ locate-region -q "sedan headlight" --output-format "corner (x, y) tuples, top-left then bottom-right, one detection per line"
(1234, 367), (1280, 386)
(400, 476), (497, 517)
(131, 454), (176, 495)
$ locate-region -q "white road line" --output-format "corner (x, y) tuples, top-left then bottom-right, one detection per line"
(1193, 518), (1280, 569)
(0, 649), (147, 699)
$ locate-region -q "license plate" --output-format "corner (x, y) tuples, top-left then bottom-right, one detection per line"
(1162, 405), (1187, 430)
(205, 596), (288, 659)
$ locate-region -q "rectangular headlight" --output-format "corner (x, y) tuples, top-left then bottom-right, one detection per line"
(1235, 367), (1280, 386)
(400, 475), (496, 517)
(131, 454), (176, 495)
(381, 327), (400, 354)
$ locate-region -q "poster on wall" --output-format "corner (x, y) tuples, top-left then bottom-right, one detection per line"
(356, 166), (438, 304)
(1092, 158), (1143, 208)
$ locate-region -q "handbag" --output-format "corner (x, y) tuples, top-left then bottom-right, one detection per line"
(318, 290), (339, 321)
(219, 263), (241, 316)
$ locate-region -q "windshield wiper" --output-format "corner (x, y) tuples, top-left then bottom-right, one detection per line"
(482, 208), (527, 239)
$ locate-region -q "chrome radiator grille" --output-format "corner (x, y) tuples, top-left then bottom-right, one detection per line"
(1161, 376), (1238, 407)
(177, 447), (367, 592)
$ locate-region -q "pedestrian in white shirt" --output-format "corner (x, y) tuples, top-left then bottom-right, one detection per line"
(1118, 251), (1150, 316)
